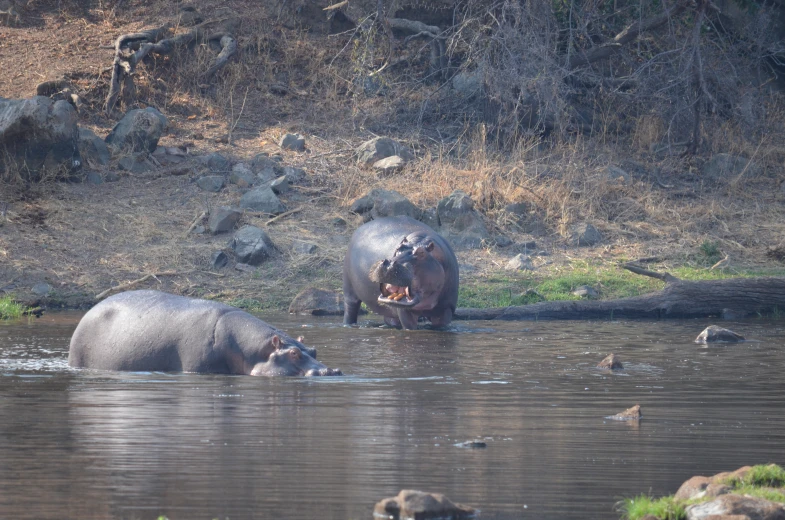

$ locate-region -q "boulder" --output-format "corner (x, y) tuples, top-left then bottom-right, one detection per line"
(207, 206), (242, 235)
(279, 133), (305, 151)
(373, 490), (476, 520)
(597, 353), (623, 370)
(230, 225), (276, 265)
(31, 282), (51, 296)
(0, 96), (81, 180)
(239, 187), (286, 214)
(269, 175), (289, 194)
(117, 152), (153, 174)
(373, 155), (407, 174)
(436, 190), (490, 249)
(695, 325), (745, 343)
(568, 222), (602, 246)
(702, 153), (760, 183)
(291, 240), (317, 254)
(282, 166), (306, 184)
(356, 137), (414, 166)
(210, 251), (229, 269)
(151, 145), (187, 166)
(606, 404), (641, 421)
(452, 68), (484, 98)
(573, 285), (599, 299)
(78, 128), (111, 166)
(288, 288), (345, 316)
(206, 152), (230, 173)
(196, 175), (225, 192)
(350, 188), (422, 221)
(229, 163), (258, 188)
(250, 153), (284, 182)
(506, 254), (534, 271)
(686, 494), (785, 520)
(105, 107), (168, 153)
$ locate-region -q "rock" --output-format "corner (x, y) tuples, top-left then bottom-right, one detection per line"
(151, 145), (186, 166)
(452, 68), (484, 98)
(292, 240), (317, 254)
(356, 137), (414, 166)
(210, 251), (228, 269)
(607, 165), (631, 184)
(288, 288), (345, 316)
(206, 152), (230, 173)
(695, 325), (745, 343)
(686, 494), (785, 520)
(207, 206), (242, 234)
(331, 217), (347, 229)
(607, 404), (641, 421)
(436, 190), (490, 249)
(230, 225), (276, 265)
(597, 353), (623, 370)
(117, 152), (153, 174)
(269, 175), (289, 194)
(675, 477), (733, 501)
(0, 96), (81, 181)
(569, 222), (602, 246)
(702, 153), (760, 183)
(374, 490), (476, 520)
(105, 107), (168, 153)
(453, 440), (487, 448)
(78, 128), (111, 166)
(234, 262), (255, 273)
(373, 155), (407, 174)
(282, 166), (306, 184)
(250, 154), (284, 182)
(279, 133), (305, 151)
(573, 285), (599, 299)
(350, 188), (422, 220)
(239, 187), (286, 214)
(191, 225), (205, 235)
(492, 235), (513, 248)
(31, 282), (51, 296)
(229, 163), (258, 188)
(196, 175), (225, 192)
(84, 171), (103, 185)
(176, 6), (203, 26)
(506, 254), (534, 271)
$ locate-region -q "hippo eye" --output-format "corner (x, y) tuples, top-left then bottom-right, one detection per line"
(288, 348), (301, 360)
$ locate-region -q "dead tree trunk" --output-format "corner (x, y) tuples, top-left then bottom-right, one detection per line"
(455, 277), (785, 321)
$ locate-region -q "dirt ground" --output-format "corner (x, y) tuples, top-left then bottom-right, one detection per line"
(2, 0), (785, 312)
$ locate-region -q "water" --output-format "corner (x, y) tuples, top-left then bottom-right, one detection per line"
(1, 312), (784, 520)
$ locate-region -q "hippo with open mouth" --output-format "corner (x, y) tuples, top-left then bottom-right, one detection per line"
(68, 290), (342, 377)
(343, 216), (459, 329)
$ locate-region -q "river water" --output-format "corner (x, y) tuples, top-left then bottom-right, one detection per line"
(1, 311), (783, 520)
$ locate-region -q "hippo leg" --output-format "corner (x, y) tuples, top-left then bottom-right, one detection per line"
(428, 307), (453, 328)
(384, 315), (401, 328)
(397, 309), (419, 330)
(343, 281), (362, 326)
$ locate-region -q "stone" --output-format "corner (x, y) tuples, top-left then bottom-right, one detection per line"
(239, 187), (286, 214)
(436, 190), (491, 249)
(356, 137), (414, 166)
(350, 188), (422, 220)
(569, 222), (602, 246)
(686, 494), (785, 520)
(207, 206), (242, 235)
(250, 154), (284, 182)
(84, 171), (103, 185)
(606, 404), (642, 421)
(117, 153), (153, 174)
(492, 235), (513, 248)
(234, 262), (255, 273)
(206, 152), (230, 173)
(0, 96), (81, 181)
(695, 325), (745, 344)
(78, 128), (111, 166)
(230, 225), (276, 266)
(506, 254), (534, 271)
(573, 285), (599, 299)
(452, 68), (484, 97)
(373, 155), (407, 174)
(597, 353), (623, 370)
(191, 225), (205, 235)
(105, 107), (168, 153)
(31, 282), (51, 296)
(210, 251), (228, 269)
(288, 288), (346, 316)
(282, 166), (306, 184)
(196, 175), (225, 192)
(292, 240), (317, 254)
(374, 490), (476, 520)
(229, 163), (258, 188)
(269, 175), (290, 194)
(331, 217), (347, 229)
(702, 153), (760, 183)
(279, 133), (306, 151)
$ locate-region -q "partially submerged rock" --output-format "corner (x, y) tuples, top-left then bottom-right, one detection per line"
(695, 325), (745, 344)
(686, 494), (785, 520)
(373, 490), (476, 520)
(597, 353), (623, 370)
(288, 288), (345, 316)
(606, 404), (641, 421)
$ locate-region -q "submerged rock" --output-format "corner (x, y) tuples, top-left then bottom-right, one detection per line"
(374, 490), (476, 520)
(695, 325), (745, 343)
(606, 404), (641, 421)
(597, 353), (623, 370)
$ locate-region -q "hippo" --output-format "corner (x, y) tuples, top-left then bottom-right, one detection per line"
(343, 216), (459, 329)
(68, 290), (342, 376)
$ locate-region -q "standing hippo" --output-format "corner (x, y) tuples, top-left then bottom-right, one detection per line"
(68, 290), (342, 376)
(343, 216), (459, 329)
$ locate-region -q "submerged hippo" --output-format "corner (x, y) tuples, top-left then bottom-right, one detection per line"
(68, 290), (342, 377)
(343, 216), (459, 329)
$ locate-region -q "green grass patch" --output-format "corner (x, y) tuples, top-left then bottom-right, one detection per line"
(0, 295), (25, 320)
(722, 464), (785, 488)
(618, 494), (686, 520)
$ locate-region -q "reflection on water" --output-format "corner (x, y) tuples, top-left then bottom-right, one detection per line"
(1, 311), (784, 519)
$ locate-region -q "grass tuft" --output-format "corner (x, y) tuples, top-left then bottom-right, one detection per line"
(0, 295), (24, 320)
(618, 494), (686, 520)
(723, 464), (785, 488)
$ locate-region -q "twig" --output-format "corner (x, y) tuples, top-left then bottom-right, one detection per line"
(623, 263), (680, 283)
(184, 211), (207, 237)
(96, 271), (189, 299)
(265, 207), (302, 226)
(227, 87), (249, 146)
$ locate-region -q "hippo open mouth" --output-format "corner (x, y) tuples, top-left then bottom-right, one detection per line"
(378, 283), (420, 307)
(369, 259), (419, 308)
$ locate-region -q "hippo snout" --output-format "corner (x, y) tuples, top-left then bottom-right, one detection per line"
(305, 367), (343, 377)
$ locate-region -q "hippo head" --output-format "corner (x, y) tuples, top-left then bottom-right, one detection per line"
(370, 232), (446, 312)
(250, 346), (342, 377)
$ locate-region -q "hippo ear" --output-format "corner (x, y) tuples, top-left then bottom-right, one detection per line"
(425, 241), (435, 252)
(272, 335), (281, 349)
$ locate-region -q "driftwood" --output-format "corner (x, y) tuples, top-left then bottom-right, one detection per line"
(455, 267), (785, 321)
(104, 20), (238, 112)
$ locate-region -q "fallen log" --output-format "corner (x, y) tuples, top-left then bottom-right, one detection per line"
(454, 277), (785, 321)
